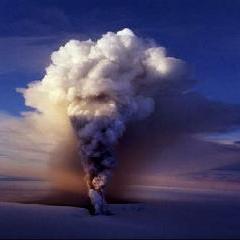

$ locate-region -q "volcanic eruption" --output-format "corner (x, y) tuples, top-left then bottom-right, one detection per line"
(20, 28), (187, 214)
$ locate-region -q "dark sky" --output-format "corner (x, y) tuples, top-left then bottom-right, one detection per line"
(1, 0), (240, 114)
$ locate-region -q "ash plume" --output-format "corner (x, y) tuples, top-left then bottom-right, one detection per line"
(19, 28), (188, 214)
(1, 29), (240, 208)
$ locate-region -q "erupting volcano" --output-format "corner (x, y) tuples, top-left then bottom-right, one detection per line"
(20, 28), (187, 214)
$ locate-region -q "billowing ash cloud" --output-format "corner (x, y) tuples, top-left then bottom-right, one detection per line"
(19, 28), (188, 214)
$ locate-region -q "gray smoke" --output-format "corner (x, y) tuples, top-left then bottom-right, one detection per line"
(18, 28), (189, 214)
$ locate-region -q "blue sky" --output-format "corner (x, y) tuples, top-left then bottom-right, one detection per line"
(1, 0), (240, 196)
(1, 0), (240, 115)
